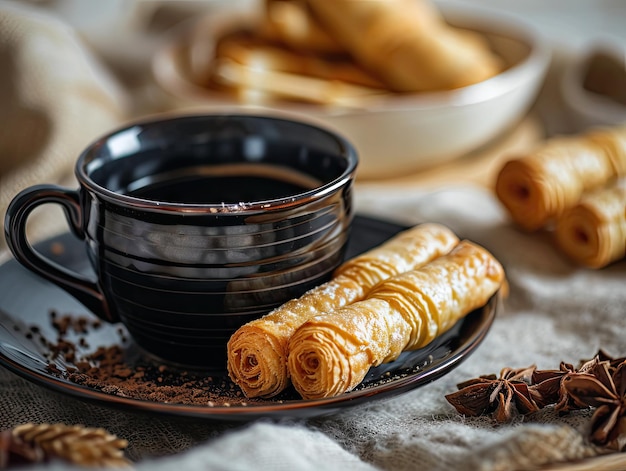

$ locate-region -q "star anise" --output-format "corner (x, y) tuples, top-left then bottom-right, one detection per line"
(528, 351), (626, 414)
(445, 365), (539, 423)
(528, 361), (577, 409)
(562, 359), (626, 450)
(530, 357), (603, 414)
(579, 350), (626, 373)
(446, 351), (626, 450)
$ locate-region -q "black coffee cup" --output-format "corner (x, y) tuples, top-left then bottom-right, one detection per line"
(4, 114), (358, 369)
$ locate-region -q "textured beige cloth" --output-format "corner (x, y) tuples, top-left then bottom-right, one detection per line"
(0, 0), (127, 254)
(2, 2), (626, 471)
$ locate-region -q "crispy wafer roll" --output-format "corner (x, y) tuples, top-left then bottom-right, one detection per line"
(495, 126), (626, 231)
(554, 180), (626, 268)
(287, 240), (504, 399)
(212, 58), (386, 106)
(227, 223), (459, 398)
(260, 0), (343, 54)
(588, 126), (626, 174)
(305, 0), (502, 92)
(214, 32), (384, 88)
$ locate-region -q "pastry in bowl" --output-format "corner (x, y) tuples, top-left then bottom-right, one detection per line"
(153, 0), (550, 178)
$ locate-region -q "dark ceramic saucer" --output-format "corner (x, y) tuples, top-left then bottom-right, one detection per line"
(0, 215), (497, 420)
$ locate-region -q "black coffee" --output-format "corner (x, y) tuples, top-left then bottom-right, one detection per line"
(126, 164), (322, 204)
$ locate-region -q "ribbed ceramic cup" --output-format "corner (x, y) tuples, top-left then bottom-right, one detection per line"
(5, 114), (357, 369)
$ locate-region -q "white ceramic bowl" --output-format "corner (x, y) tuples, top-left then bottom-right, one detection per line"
(153, 1), (550, 179)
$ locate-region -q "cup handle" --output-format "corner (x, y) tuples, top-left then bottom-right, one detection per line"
(4, 184), (116, 323)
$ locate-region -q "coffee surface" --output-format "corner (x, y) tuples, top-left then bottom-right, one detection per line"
(126, 164), (322, 204)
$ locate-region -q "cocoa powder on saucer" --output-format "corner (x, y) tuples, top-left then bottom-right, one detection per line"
(29, 310), (273, 407)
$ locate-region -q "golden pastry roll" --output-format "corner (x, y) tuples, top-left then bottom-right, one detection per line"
(211, 57), (386, 107)
(209, 31), (385, 105)
(587, 126), (626, 174)
(259, 0), (343, 54)
(305, 0), (502, 92)
(495, 127), (626, 231)
(214, 31), (385, 88)
(287, 240), (504, 399)
(227, 223), (459, 398)
(554, 181), (626, 268)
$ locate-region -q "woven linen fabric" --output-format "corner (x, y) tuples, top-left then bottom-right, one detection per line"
(3, 184), (625, 470)
(0, 0), (127, 255)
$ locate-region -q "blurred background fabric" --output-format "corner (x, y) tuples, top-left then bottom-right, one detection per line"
(0, 1), (128, 255)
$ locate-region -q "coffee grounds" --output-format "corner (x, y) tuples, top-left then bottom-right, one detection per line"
(20, 310), (435, 409)
(30, 310), (281, 407)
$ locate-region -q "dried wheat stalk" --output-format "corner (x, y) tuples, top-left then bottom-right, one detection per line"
(0, 423), (131, 468)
